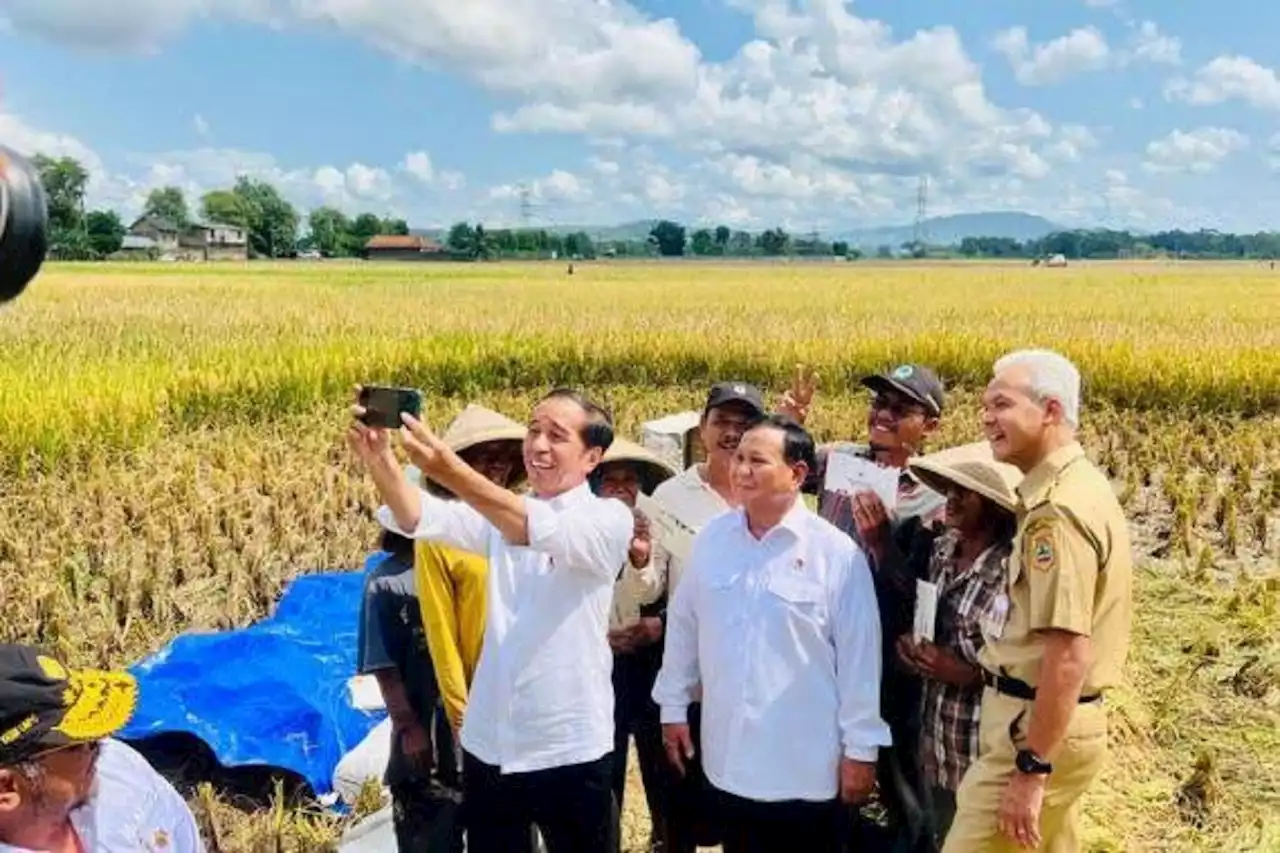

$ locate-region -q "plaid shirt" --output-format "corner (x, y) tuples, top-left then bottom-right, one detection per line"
(918, 530), (1011, 791)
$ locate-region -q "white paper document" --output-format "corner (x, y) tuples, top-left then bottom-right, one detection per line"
(913, 580), (939, 643)
(824, 452), (900, 511)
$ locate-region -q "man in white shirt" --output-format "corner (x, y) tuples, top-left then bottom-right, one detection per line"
(0, 644), (203, 853)
(652, 414), (892, 853)
(349, 387), (634, 853)
(644, 381), (764, 853)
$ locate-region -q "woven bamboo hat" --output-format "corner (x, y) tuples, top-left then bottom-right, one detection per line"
(405, 404), (527, 494)
(908, 441), (1022, 513)
(593, 436), (679, 497)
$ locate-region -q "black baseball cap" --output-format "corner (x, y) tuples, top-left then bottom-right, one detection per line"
(0, 644), (137, 765)
(861, 364), (945, 417)
(703, 381), (766, 418)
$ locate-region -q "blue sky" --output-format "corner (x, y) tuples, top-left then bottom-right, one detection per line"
(2, 0), (1278, 233)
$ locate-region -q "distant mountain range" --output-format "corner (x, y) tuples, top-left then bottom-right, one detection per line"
(414, 211), (1067, 247)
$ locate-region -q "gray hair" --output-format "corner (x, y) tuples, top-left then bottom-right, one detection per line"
(992, 349), (1081, 428)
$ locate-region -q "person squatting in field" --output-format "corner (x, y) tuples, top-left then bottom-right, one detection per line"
(779, 362), (949, 851)
(345, 403), (527, 851)
(351, 387), (633, 853)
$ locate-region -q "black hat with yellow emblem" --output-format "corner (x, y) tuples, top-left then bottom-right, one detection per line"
(0, 644), (137, 764)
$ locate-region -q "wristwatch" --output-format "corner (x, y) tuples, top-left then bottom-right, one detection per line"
(1015, 749), (1053, 775)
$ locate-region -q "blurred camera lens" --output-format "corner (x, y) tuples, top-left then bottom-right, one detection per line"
(0, 145), (50, 304)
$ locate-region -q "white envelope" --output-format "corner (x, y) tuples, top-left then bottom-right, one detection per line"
(913, 579), (939, 643)
(824, 452), (900, 512)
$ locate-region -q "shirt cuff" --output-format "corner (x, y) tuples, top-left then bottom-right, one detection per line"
(843, 744), (881, 763)
(375, 503), (414, 538)
(524, 495), (559, 548)
(660, 704), (689, 725)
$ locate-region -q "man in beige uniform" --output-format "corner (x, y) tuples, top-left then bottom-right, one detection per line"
(944, 349), (1132, 853)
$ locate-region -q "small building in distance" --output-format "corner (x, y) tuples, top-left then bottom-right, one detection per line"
(126, 215), (249, 261)
(363, 234), (449, 261)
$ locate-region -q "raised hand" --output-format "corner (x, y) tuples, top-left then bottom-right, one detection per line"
(778, 363), (819, 424)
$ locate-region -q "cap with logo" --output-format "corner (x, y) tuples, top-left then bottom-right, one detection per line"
(703, 381), (766, 417)
(861, 363), (945, 417)
(0, 644), (137, 765)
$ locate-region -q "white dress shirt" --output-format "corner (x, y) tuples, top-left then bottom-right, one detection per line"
(0, 739), (203, 852)
(377, 480), (632, 774)
(649, 465), (734, 598)
(652, 498), (893, 803)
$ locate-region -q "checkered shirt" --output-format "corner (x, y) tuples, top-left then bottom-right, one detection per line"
(918, 530), (1011, 791)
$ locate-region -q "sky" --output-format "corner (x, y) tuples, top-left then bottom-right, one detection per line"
(1, 0), (1278, 234)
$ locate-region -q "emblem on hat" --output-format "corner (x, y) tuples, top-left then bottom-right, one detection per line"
(892, 365), (914, 380)
(734, 384), (746, 394)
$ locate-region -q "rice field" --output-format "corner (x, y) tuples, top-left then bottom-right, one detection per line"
(0, 259), (1277, 852)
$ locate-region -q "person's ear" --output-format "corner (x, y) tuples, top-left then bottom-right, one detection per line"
(0, 769), (23, 813)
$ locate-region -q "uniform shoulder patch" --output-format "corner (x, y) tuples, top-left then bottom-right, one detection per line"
(1025, 521), (1056, 572)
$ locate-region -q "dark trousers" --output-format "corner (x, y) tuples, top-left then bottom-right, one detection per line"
(925, 785), (958, 850)
(715, 786), (843, 853)
(611, 651), (669, 849)
(463, 751), (618, 853)
(659, 702), (722, 852)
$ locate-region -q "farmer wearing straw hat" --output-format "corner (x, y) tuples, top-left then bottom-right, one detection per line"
(590, 437), (679, 852)
(883, 443), (1021, 849)
(0, 644), (202, 852)
(353, 404), (525, 853)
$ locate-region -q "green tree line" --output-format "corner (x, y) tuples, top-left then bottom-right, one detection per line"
(27, 153), (1280, 263)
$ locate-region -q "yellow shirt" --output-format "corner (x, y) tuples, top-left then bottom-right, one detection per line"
(414, 540), (488, 731)
(980, 442), (1133, 696)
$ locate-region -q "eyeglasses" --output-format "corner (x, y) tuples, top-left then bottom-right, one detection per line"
(869, 394), (928, 420)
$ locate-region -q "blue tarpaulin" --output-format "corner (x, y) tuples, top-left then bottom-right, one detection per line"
(119, 554), (391, 797)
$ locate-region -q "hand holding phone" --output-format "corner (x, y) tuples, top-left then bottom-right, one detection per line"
(355, 385), (424, 430)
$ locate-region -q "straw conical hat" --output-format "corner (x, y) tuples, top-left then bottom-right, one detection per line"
(406, 404), (527, 494)
(439, 403), (527, 454)
(908, 441), (1022, 513)
(597, 436), (679, 496)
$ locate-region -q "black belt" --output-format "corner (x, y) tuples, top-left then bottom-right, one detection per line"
(981, 669), (1101, 704)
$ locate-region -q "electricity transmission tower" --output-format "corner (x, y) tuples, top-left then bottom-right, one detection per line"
(912, 174), (930, 253)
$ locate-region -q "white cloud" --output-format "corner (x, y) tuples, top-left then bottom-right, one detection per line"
(1122, 21), (1181, 66)
(193, 113), (210, 138)
(0, 0), (700, 104)
(1142, 127), (1249, 174)
(1165, 56), (1280, 111)
(401, 150), (434, 183)
(1268, 134), (1280, 172)
(992, 26), (1110, 86)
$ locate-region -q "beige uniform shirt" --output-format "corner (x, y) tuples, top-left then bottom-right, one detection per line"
(979, 442), (1133, 696)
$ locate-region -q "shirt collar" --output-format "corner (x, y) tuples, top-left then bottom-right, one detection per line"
(733, 495), (809, 543)
(1016, 441), (1085, 507)
(531, 480), (594, 509)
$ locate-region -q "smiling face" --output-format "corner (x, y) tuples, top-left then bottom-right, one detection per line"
(865, 387), (937, 456)
(596, 461), (641, 508)
(523, 396), (604, 496)
(982, 364), (1058, 470)
(700, 401), (760, 464)
(731, 425), (805, 516)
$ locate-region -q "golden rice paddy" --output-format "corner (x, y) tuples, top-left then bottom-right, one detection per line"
(0, 259), (1276, 852)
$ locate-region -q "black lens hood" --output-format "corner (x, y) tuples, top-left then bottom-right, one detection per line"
(0, 145), (50, 303)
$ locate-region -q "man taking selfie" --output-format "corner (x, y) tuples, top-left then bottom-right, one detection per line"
(349, 387), (633, 853)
